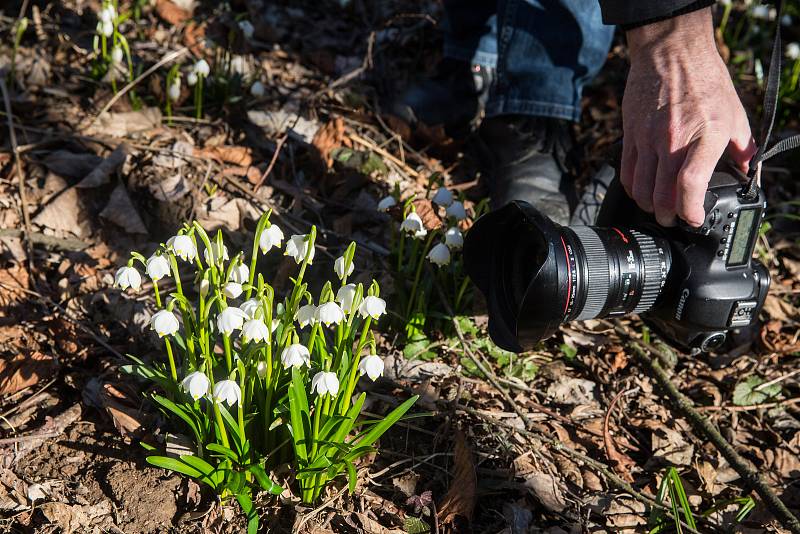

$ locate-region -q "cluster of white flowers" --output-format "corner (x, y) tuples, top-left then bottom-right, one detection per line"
(97, 4), (116, 37)
(187, 59), (210, 87)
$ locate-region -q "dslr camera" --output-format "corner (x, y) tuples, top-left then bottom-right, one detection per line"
(464, 163), (770, 353)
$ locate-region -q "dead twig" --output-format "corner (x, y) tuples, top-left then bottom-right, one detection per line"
(603, 387), (636, 482)
(615, 321), (800, 534)
(0, 228), (89, 251)
(697, 396), (800, 412)
(253, 133), (287, 193)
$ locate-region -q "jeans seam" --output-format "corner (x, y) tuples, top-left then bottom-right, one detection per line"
(485, 97), (581, 122)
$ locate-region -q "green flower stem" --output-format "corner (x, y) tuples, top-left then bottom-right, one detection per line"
(339, 317), (372, 416)
(151, 282), (178, 380)
(310, 394), (324, 459)
(212, 402), (230, 449)
(397, 230), (405, 273)
(168, 255), (197, 368)
(790, 60), (800, 92)
(307, 323), (321, 366)
(237, 377), (246, 447)
(405, 232), (436, 319)
(454, 274), (470, 313)
(222, 334), (233, 374)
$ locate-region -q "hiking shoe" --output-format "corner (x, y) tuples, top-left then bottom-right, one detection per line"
(390, 58), (494, 136)
(478, 115), (575, 225)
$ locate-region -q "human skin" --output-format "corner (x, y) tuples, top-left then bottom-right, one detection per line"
(622, 7), (755, 227)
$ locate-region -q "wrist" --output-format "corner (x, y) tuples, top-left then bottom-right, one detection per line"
(627, 7), (717, 65)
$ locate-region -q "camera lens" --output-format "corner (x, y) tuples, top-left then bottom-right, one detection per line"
(464, 201), (672, 352)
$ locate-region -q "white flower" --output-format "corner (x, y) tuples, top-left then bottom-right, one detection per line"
(358, 354), (384, 381)
(336, 283), (357, 313)
(240, 298), (262, 319)
(146, 254), (171, 281)
(311, 371), (340, 396)
(187, 71), (198, 86)
(358, 295), (386, 320)
(168, 79), (181, 102)
(241, 319), (269, 342)
(238, 20), (255, 39)
(256, 361), (268, 379)
(229, 263), (249, 284)
(212, 380), (241, 406)
(100, 19), (113, 37)
(99, 6), (115, 23)
(204, 242), (229, 265)
(334, 256), (354, 280)
(114, 266), (141, 291)
(431, 187), (454, 207)
(167, 235), (197, 262)
(285, 234), (315, 264)
(281, 344), (310, 368)
(111, 46), (123, 64)
(199, 278), (210, 297)
(259, 224), (284, 254)
(296, 303), (317, 328)
(377, 196), (397, 212)
(427, 243), (451, 266)
(787, 42), (800, 61)
(446, 200), (467, 220)
(216, 306), (249, 335)
(444, 227), (464, 250)
(400, 212), (427, 238)
(181, 371), (210, 401)
(751, 5), (769, 19)
(223, 282), (243, 299)
(315, 301), (345, 326)
(150, 310), (179, 337)
(250, 80), (265, 97)
(193, 59), (210, 77)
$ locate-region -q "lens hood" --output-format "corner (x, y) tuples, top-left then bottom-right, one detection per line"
(464, 201), (570, 352)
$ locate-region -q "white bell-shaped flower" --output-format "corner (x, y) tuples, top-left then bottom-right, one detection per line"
(167, 235), (197, 262)
(216, 306), (248, 335)
(194, 59), (210, 77)
(358, 354), (384, 381)
(296, 303), (317, 328)
(229, 263), (249, 284)
(238, 20), (255, 39)
(259, 224), (284, 254)
(787, 42), (800, 61)
(223, 282), (243, 299)
(256, 360), (268, 379)
(168, 79), (181, 102)
(358, 295), (386, 320)
(181, 371), (210, 401)
(187, 71), (198, 86)
(250, 80), (265, 97)
(285, 234), (315, 264)
(241, 319), (269, 343)
(446, 200), (467, 220)
(150, 310), (179, 337)
(311, 371), (340, 396)
(281, 343), (310, 368)
(111, 46), (123, 64)
(400, 212), (426, 238)
(334, 256), (354, 280)
(431, 187), (454, 207)
(146, 254), (171, 281)
(99, 6), (115, 23)
(240, 298), (262, 319)
(444, 227), (464, 250)
(100, 19), (113, 37)
(377, 196), (397, 212)
(114, 266), (141, 291)
(335, 284), (357, 313)
(212, 379), (241, 406)
(428, 243), (451, 266)
(204, 242), (229, 266)
(315, 301), (345, 326)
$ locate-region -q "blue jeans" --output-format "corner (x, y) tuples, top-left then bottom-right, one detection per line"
(443, 0), (614, 122)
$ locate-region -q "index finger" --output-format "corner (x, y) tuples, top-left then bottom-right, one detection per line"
(675, 134), (728, 227)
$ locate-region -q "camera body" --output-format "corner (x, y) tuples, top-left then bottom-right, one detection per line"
(596, 169), (770, 351)
(464, 164), (771, 353)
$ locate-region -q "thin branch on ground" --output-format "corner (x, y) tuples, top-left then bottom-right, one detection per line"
(253, 133), (287, 193)
(614, 321), (800, 534)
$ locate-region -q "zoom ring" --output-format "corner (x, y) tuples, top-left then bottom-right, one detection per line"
(631, 230), (668, 314)
(571, 226), (610, 320)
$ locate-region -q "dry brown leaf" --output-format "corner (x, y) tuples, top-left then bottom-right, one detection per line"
(155, 0), (191, 25)
(39, 500), (112, 534)
(99, 183), (147, 234)
(42, 151), (102, 179)
(219, 165), (262, 185)
(523, 473), (568, 513)
(149, 173), (190, 202)
(312, 117), (351, 168)
(0, 352), (58, 396)
(0, 264), (29, 307)
(603, 390), (636, 483)
(438, 430), (476, 525)
(183, 21), (206, 56)
(87, 107), (162, 138)
(194, 145), (253, 167)
(763, 294), (798, 322)
(412, 199), (442, 232)
(382, 114), (412, 142)
(76, 144), (129, 188)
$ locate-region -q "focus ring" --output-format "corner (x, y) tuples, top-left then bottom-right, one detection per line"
(631, 230), (667, 314)
(571, 226), (610, 320)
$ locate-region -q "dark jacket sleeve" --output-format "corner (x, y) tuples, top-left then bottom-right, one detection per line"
(599, 0), (715, 28)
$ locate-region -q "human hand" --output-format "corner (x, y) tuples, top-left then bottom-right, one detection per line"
(622, 8), (755, 227)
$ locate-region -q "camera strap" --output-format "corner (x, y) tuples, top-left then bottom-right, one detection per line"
(744, 0), (800, 197)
